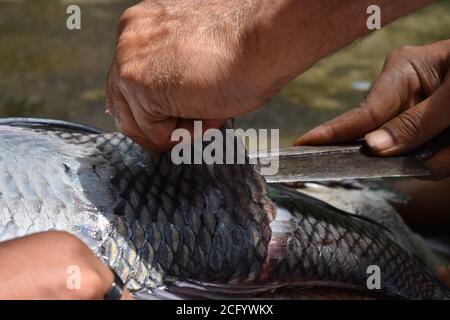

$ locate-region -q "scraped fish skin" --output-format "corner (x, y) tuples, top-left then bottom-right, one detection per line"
(0, 125), (448, 299)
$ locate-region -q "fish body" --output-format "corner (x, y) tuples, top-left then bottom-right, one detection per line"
(0, 119), (448, 299)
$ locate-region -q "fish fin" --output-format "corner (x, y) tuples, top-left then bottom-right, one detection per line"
(0, 117), (103, 134)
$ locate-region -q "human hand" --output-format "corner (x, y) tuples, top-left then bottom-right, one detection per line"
(296, 40), (450, 180)
(106, 0), (434, 154)
(0, 232), (132, 300)
(105, 0), (278, 153)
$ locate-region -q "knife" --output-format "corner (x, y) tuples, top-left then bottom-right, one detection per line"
(249, 129), (450, 183)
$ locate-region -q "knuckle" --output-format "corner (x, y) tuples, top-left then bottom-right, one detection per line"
(395, 110), (425, 139)
(359, 99), (380, 127)
(114, 48), (140, 83)
(117, 14), (132, 35)
(118, 63), (135, 82)
(395, 45), (416, 56)
(119, 6), (140, 26)
(386, 46), (417, 63)
(114, 53), (141, 85)
(397, 45), (415, 52)
(320, 123), (337, 141)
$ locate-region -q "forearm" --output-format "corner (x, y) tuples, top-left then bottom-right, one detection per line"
(246, 0), (433, 88)
(132, 0), (432, 92)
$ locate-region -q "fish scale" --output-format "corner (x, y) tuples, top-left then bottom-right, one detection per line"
(265, 189), (448, 299)
(2, 125), (272, 290)
(0, 122), (449, 299)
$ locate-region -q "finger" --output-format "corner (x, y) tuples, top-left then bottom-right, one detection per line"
(365, 82), (450, 156)
(135, 114), (179, 152)
(131, 103), (227, 152)
(422, 146), (450, 180)
(109, 85), (168, 153)
(114, 87), (228, 153)
(105, 57), (153, 140)
(174, 118), (228, 136)
(295, 57), (413, 146)
(138, 118), (227, 150)
(117, 80), (228, 152)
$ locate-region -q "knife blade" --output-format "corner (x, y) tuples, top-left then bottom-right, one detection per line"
(249, 142), (430, 183)
(250, 128), (450, 183)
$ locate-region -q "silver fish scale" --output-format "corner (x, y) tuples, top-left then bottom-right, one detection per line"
(266, 186), (450, 299)
(0, 126), (274, 291)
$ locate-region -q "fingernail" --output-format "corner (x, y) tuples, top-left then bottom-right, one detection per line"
(366, 129), (394, 152)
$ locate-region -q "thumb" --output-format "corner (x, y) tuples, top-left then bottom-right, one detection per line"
(365, 82), (450, 156)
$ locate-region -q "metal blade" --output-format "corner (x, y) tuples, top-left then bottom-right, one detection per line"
(249, 143), (430, 183)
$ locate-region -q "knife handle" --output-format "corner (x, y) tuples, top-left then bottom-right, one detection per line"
(408, 128), (450, 160)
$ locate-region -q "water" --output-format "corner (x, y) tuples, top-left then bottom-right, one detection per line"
(1, 0), (450, 146)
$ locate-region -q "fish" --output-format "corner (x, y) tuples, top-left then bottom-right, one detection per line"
(0, 118), (448, 300)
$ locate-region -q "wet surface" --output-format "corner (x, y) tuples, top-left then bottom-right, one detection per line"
(1, 0), (450, 146)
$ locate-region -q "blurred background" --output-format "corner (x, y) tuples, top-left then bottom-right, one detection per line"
(0, 0), (450, 146)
